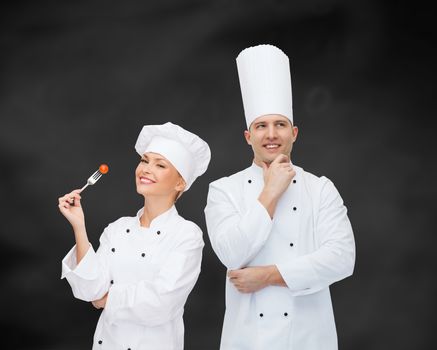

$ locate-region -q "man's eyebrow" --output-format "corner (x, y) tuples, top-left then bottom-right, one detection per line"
(253, 120), (288, 125)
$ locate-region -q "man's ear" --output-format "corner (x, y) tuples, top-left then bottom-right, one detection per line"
(244, 130), (252, 145)
(292, 126), (299, 142)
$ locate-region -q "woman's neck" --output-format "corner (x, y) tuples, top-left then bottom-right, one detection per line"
(140, 195), (174, 228)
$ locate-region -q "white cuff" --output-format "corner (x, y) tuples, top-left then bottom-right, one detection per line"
(61, 244), (98, 280)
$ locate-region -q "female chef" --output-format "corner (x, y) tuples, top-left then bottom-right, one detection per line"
(58, 122), (211, 350)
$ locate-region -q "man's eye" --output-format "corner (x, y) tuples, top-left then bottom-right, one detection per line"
(256, 124), (265, 129)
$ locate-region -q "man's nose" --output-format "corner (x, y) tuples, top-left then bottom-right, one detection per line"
(267, 125), (277, 139)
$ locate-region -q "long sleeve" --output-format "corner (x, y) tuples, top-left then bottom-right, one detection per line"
(276, 178), (356, 296)
(204, 180), (273, 270)
(61, 226), (112, 302)
(104, 226), (203, 327)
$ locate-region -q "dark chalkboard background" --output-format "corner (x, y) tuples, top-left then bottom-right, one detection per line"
(1, 0), (436, 349)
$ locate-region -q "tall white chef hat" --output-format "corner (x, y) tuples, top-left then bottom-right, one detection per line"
(135, 122), (211, 191)
(236, 44), (293, 129)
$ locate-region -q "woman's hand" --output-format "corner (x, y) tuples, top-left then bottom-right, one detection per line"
(58, 189), (85, 229)
(92, 293), (108, 309)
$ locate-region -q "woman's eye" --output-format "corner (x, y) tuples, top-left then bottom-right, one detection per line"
(157, 164), (166, 169)
(140, 159), (148, 163)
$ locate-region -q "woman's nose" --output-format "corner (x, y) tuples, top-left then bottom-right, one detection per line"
(140, 163), (151, 173)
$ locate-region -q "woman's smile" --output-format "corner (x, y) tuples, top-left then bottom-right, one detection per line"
(139, 176), (156, 184)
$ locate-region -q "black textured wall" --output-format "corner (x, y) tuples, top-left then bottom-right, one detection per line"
(1, 0), (436, 349)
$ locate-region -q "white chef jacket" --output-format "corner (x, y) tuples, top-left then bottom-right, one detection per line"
(204, 163), (355, 350)
(61, 205), (204, 350)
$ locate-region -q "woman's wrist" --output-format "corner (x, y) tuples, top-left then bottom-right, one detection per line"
(72, 221), (86, 233)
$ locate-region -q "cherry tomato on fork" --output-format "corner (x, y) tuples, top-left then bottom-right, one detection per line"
(99, 164), (109, 174)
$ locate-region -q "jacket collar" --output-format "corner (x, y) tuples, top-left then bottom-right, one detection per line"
(135, 205), (178, 229)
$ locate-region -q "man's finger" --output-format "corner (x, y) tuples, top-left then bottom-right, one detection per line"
(279, 162), (292, 168)
(228, 270), (240, 278)
(271, 154), (284, 164)
(272, 154), (289, 164)
(278, 154), (290, 163)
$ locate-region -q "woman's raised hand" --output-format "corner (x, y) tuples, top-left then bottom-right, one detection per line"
(58, 190), (85, 229)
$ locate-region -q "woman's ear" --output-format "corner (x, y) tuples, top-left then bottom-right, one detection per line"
(175, 177), (186, 192)
(174, 177), (186, 202)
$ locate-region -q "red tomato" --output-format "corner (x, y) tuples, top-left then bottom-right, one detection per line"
(99, 164), (109, 174)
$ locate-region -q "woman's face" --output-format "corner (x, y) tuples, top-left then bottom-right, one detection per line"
(135, 152), (185, 199)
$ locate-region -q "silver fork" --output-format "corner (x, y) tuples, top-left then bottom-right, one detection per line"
(69, 169), (103, 205)
(80, 169), (103, 192)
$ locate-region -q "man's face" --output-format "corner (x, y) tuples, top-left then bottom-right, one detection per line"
(244, 114), (298, 165)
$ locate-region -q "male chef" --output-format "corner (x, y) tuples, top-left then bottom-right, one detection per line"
(204, 44), (356, 350)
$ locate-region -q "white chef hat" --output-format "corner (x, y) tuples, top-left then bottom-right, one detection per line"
(134, 122), (211, 191)
(236, 44), (293, 129)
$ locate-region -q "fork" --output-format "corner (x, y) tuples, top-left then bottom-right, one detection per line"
(69, 169), (103, 205)
(79, 169), (104, 192)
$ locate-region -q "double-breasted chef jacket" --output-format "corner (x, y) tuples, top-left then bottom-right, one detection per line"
(204, 162), (355, 350)
(61, 205), (204, 350)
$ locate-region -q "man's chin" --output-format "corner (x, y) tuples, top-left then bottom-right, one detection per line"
(261, 151), (289, 164)
(259, 156), (276, 165)
(263, 153), (281, 162)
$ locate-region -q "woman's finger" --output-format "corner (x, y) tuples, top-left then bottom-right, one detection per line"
(69, 191), (81, 200)
(58, 191), (81, 207)
(59, 196), (70, 204)
(59, 203), (69, 212)
(70, 194), (82, 207)
(60, 190), (81, 201)
(59, 199), (71, 209)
